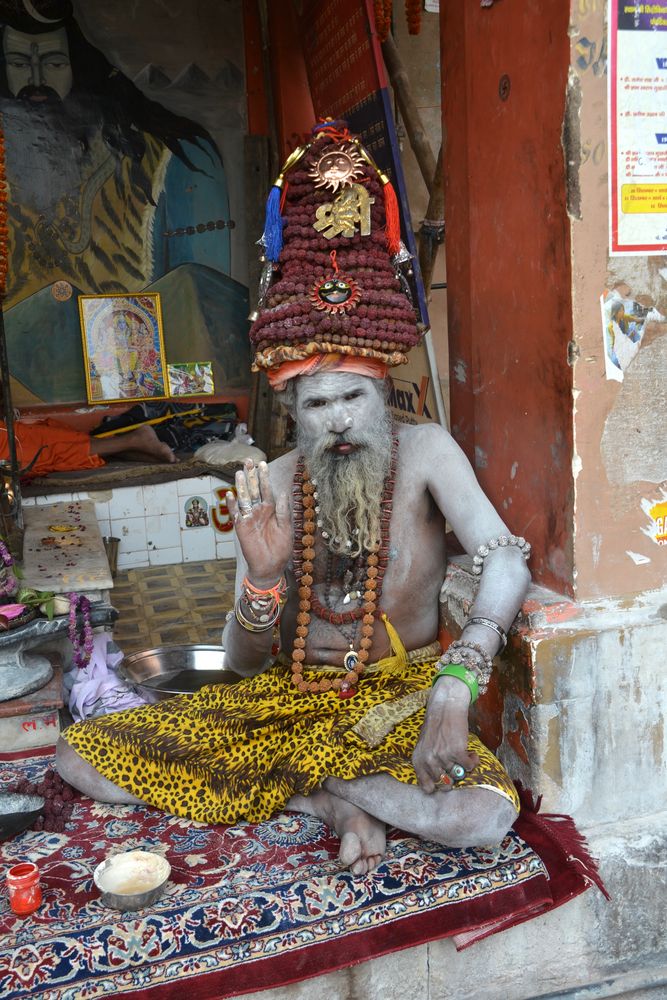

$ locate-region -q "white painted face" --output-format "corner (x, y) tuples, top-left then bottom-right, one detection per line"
(294, 372), (386, 457)
(3, 26), (72, 101)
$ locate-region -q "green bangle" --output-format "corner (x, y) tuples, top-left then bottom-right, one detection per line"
(432, 662), (479, 703)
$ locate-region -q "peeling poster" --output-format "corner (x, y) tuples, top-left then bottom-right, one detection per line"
(609, 2), (667, 254)
(641, 489), (667, 544)
(600, 289), (663, 380)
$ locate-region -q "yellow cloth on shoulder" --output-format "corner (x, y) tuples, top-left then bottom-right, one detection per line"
(62, 621), (518, 823)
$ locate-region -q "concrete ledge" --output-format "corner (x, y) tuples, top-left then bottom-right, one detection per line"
(439, 558), (667, 825)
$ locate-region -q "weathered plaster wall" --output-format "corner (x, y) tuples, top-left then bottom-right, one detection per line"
(569, 0), (667, 599)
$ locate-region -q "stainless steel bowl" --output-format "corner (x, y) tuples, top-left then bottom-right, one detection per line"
(0, 793), (44, 841)
(118, 644), (239, 701)
(94, 850), (171, 911)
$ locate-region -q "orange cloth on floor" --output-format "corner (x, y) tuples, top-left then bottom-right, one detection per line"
(0, 419), (104, 477)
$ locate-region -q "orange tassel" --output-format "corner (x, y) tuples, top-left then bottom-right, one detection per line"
(383, 180), (401, 256)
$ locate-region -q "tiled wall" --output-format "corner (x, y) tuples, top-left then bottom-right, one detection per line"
(23, 476), (237, 571)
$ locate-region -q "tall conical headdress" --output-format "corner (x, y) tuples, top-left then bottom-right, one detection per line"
(249, 121), (424, 390)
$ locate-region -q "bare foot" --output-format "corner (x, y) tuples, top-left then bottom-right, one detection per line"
(93, 424), (177, 464)
(287, 789), (386, 875)
(125, 425), (177, 463)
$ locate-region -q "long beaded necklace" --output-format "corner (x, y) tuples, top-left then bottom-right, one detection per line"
(291, 434), (398, 696)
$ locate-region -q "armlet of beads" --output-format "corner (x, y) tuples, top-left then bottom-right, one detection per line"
(471, 534), (531, 576)
(432, 663), (479, 703)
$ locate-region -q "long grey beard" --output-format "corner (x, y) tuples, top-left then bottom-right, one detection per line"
(298, 412), (393, 557)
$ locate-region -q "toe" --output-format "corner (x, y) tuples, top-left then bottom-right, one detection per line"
(338, 830), (363, 869)
(350, 857), (368, 876)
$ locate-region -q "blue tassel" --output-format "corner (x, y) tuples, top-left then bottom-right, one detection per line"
(263, 184), (284, 263)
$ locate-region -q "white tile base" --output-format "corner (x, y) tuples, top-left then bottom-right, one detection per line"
(24, 476), (236, 572)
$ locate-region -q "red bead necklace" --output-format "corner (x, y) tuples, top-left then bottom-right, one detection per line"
(291, 434), (398, 696)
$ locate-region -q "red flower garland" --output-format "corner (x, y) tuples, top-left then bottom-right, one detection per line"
(405, 0), (422, 35)
(374, 0), (393, 42)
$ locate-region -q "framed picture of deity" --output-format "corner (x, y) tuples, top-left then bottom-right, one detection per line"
(78, 293), (169, 404)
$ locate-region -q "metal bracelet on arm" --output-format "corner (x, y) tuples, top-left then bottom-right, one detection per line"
(465, 616), (508, 652)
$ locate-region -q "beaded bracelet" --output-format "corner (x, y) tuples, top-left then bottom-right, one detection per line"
(465, 616), (507, 652)
(471, 534), (531, 576)
(432, 662), (479, 703)
(440, 640), (493, 691)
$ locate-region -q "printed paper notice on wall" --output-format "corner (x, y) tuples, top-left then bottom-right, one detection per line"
(600, 289), (663, 380)
(609, 2), (667, 255)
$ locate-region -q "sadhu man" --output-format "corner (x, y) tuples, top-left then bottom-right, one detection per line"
(57, 123), (531, 875)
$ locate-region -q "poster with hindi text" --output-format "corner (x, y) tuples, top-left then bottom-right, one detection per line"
(610, 1), (667, 254)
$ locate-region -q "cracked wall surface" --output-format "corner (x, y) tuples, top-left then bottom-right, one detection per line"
(569, 0), (667, 598)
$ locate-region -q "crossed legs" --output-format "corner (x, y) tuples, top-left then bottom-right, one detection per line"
(57, 738), (517, 876)
(288, 775), (517, 875)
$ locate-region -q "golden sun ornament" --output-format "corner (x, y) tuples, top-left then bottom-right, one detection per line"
(308, 142), (366, 193)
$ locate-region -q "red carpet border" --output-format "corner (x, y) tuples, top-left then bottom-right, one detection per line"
(0, 752), (605, 999)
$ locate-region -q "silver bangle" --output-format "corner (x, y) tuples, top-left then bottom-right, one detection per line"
(471, 534), (531, 576)
(465, 617), (507, 652)
(234, 598), (279, 633)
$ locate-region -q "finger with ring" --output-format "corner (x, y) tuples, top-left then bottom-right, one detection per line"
(438, 772), (452, 788)
(235, 468), (254, 516)
(237, 502), (253, 518)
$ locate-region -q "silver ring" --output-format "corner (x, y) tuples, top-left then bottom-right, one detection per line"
(237, 502), (253, 517)
(250, 496), (262, 507)
(450, 764), (466, 782)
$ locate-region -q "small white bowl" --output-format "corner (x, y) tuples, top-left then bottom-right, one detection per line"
(93, 849), (171, 911)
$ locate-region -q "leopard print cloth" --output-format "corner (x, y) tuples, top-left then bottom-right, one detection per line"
(62, 656), (519, 823)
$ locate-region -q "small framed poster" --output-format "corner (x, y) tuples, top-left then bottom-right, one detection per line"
(78, 293), (169, 404)
(167, 362), (215, 397)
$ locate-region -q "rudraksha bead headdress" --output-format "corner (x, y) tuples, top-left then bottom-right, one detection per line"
(249, 120), (424, 391)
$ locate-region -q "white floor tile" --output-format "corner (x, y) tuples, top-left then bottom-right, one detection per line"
(176, 476), (207, 497)
(181, 524), (216, 562)
(148, 545), (183, 566)
(143, 482), (179, 516)
(118, 552), (150, 571)
(146, 512), (181, 551)
(111, 515), (147, 555)
(108, 486), (145, 520)
(215, 537), (236, 560)
(94, 500), (110, 521)
(96, 518), (112, 540)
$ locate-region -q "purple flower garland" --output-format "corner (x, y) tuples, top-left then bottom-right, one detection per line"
(67, 592), (94, 668)
(0, 538), (18, 599)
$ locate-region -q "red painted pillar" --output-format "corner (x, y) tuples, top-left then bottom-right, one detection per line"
(441, 0), (575, 595)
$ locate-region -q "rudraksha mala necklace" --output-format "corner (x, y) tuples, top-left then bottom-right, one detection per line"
(291, 434), (398, 697)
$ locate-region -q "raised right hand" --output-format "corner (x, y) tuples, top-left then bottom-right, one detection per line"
(226, 459), (293, 585)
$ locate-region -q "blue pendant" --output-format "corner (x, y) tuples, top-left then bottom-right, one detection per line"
(343, 649), (359, 672)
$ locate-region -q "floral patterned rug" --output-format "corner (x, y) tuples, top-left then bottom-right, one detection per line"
(0, 750), (604, 1000)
